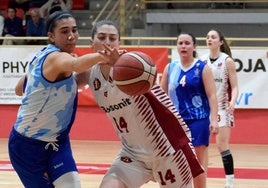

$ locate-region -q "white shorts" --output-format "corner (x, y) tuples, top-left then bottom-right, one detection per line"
(103, 144), (203, 188)
(218, 109), (234, 127)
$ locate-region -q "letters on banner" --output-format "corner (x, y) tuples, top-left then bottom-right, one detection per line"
(1, 46), (267, 108)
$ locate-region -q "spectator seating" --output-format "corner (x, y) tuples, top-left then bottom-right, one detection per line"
(72, 0), (85, 10)
(16, 8), (25, 19)
(0, 0), (10, 11)
(3, 8), (24, 19)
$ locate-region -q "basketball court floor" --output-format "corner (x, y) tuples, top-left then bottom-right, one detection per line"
(1, 139), (268, 188)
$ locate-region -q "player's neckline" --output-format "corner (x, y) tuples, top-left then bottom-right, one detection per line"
(210, 57), (219, 63)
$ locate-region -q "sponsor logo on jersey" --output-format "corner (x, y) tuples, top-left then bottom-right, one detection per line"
(100, 98), (131, 113)
(120, 156), (132, 163)
(218, 62), (223, 67)
(214, 78), (223, 83)
(93, 78), (101, 90)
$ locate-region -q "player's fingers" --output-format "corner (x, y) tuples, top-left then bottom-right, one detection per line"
(118, 49), (127, 56)
(210, 124), (219, 134)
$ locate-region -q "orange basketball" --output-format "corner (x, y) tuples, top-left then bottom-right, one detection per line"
(113, 51), (157, 96)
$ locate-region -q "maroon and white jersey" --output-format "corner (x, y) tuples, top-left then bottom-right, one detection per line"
(88, 65), (192, 162)
(201, 52), (230, 111)
(201, 52), (234, 127)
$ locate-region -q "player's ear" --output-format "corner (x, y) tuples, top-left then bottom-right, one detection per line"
(47, 32), (55, 43)
(89, 39), (93, 46)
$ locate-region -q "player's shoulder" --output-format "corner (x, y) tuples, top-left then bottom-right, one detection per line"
(220, 53), (234, 64)
(195, 58), (207, 68)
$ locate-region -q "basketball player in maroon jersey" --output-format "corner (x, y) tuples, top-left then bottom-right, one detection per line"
(76, 20), (204, 188)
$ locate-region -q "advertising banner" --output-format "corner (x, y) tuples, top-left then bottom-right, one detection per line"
(1, 46), (267, 108)
(0, 47), (168, 106)
(0, 46), (44, 104)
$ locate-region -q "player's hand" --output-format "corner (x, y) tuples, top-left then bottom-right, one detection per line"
(227, 102), (235, 114)
(210, 121), (219, 135)
(98, 44), (120, 66)
(118, 49), (127, 56)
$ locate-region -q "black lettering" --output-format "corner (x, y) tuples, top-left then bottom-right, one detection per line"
(100, 98), (132, 113)
(243, 59), (252, 72)
(10, 61), (20, 73)
(2, 61), (29, 73)
(234, 59), (242, 72)
(235, 58), (266, 72)
(253, 59), (266, 72)
(20, 61), (28, 72)
(3, 62), (9, 73)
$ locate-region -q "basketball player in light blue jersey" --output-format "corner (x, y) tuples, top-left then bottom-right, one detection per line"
(161, 33), (219, 188)
(8, 11), (119, 188)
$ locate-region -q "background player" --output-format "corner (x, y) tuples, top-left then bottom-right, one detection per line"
(201, 29), (239, 188)
(161, 32), (219, 188)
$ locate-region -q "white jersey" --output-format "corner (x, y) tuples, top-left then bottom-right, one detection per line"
(88, 65), (192, 162)
(201, 52), (234, 126)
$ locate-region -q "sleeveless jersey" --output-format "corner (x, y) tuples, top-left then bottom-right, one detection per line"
(201, 52), (230, 111)
(89, 65), (191, 162)
(14, 44), (78, 142)
(168, 59), (210, 120)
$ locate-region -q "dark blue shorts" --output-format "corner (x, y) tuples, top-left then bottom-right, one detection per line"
(8, 128), (78, 188)
(185, 118), (210, 147)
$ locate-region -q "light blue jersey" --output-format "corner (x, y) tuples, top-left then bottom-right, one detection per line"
(14, 44), (78, 142)
(168, 59), (210, 120)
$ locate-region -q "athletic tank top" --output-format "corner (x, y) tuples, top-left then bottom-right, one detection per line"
(89, 65), (191, 162)
(201, 52), (230, 110)
(14, 44), (78, 142)
(168, 59), (210, 120)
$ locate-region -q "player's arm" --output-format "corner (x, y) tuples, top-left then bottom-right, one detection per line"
(43, 44), (119, 82)
(160, 64), (169, 93)
(226, 57), (239, 112)
(42, 52), (104, 82)
(15, 74), (27, 96)
(202, 65), (219, 133)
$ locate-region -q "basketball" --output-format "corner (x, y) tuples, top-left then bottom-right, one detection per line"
(113, 51), (157, 96)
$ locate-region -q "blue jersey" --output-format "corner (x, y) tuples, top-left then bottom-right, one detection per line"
(168, 59), (210, 120)
(13, 44), (78, 142)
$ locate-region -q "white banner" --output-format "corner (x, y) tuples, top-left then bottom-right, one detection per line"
(1, 47), (267, 109)
(171, 48), (268, 109)
(0, 46), (43, 104)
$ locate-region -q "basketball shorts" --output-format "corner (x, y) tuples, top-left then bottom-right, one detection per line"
(218, 109), (234, 127)
(185, 118), (210, 147)
(103, 144), (203, 188)
(8, 128), (78, 188)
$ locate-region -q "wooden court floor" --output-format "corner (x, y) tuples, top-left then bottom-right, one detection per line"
(1, 138), (268, 188)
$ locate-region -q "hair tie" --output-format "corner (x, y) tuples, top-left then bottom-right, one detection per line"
(46, 12), (72, 33)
